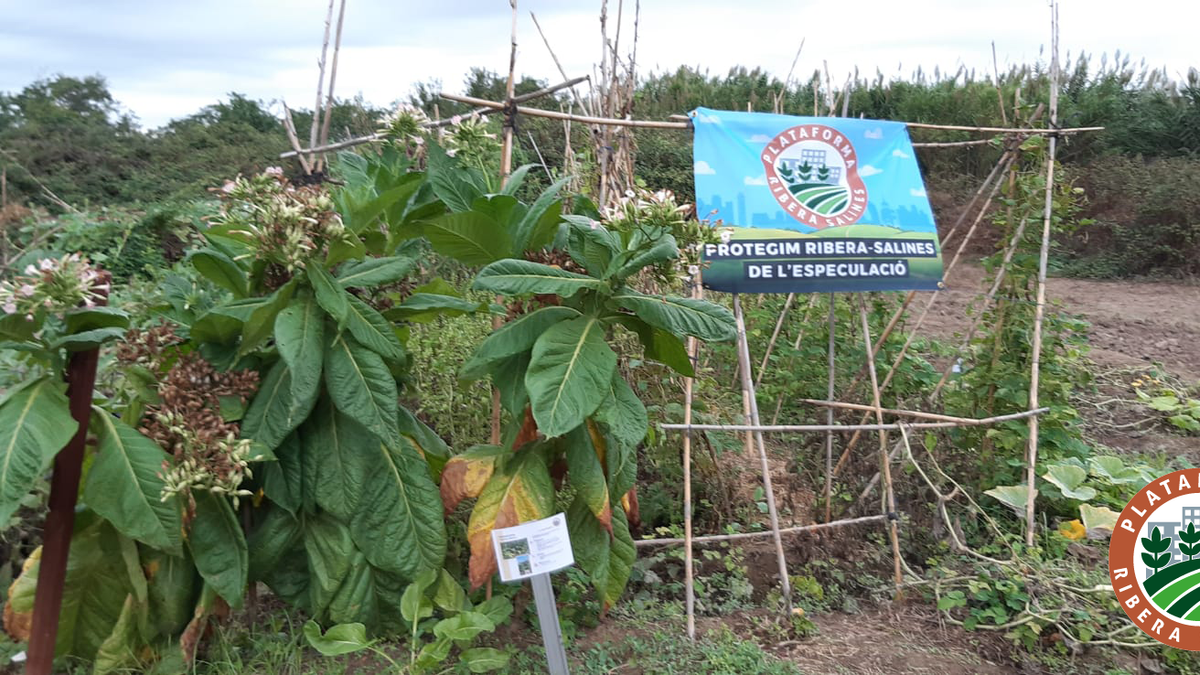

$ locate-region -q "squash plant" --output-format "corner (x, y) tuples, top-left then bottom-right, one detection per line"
(443, 216), (736, 609)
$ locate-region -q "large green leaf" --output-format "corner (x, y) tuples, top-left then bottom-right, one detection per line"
(491, 352), (530, 418)
(472, 259), (605, 298)
(143, 547), (197, 637)
(84, 411), (182, 554)
(188, 491), (248, 608)
(385, 293), (487, 324)
(613, 291), (736, 342)
(247, 505), (303, 582)
(512, 176), (569, 252)
(465, 446), (554, 589)
(397, 405), (451, 476)
(346, 173), (424, 233)
(427, 141), (486, 212)
(425, 212), (512, 266)
(309, 399), (373, 520)
(262, 434), (306, 515)
(92, 594), (142, 674)
(592, 373), (648, 453)
(324, 333), (401, 448)
(460, 306), (581, 380)
(345, 294), (405, 363)
(5, 515), (137, 660)
(1043, 464), (1098, 501)
(275, 296), (325, 412)
(189, 249), (248, 298)
(0, 377), (76, 525)
(565, 424), (612, 532)
(615, 234), (679, 280)
(568, 497), (635, 613)
(525, 316), (618, 437)
(301, 513), (408, 627)
(566, 222), (620, 278)
(336, 255), (418, 289)
(239, 279), (296, 357)
(352, 439), (446, 578)
(242, 359), (314, 452)
(303, 620), (370, 656)
(308, 262), (351, 323)
(440, 444), (508, 514)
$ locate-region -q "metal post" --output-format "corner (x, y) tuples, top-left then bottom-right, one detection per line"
(530, 573), (570, 675)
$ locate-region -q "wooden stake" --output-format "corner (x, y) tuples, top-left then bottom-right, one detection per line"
(769, 295), (818, 425)
(440, 93), (688, 129)
(491, 0), (520, 447)
(636, 513), (888, 548)
(661, 407), (1047, 434)
(310, 0), (336, 152)
(733, 295), (793, 615)
(823, 294), (836, 523)
(681, 275), (703, 641)
(316, 0), (348, 171)
(858, 297), (903, 590)
(754, 293), (794, 390)
(281, 102), (314, 175)
(26, 278), (110, 675)
(1027, 0), (1061, 547)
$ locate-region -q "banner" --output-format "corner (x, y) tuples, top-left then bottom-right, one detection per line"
(692, 107), (945, 294)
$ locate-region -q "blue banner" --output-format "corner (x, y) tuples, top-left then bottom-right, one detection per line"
(692, 107), (944, 294)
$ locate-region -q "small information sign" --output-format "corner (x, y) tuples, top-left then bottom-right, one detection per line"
(491, 513), (574, 583)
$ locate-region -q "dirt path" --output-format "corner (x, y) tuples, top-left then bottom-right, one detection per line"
(923, 263), (1200, 383)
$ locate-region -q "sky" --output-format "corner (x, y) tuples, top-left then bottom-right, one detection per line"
(1, 0), (1195, 129)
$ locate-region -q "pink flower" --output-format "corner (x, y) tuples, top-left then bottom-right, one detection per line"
(40, 259), (55, 271)
(2, 301), (15, 314)
(264, 166), (284, 176)
(222, 181), (236, 193)
(18, 285), (34, 297)
(24, 265), (37, 275)
(450, 115), (463, 126)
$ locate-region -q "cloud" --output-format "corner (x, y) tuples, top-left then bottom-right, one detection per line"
(893, 148), (911, 158)
(864, 128), (883, 139)
(859, 165), (882, 177)
(694, 160), (716, 175)
(694, 112), (722, 124)
(744, 174), (767, 186)
(910, 187), (927, 197)
(748, 134), (772, 143)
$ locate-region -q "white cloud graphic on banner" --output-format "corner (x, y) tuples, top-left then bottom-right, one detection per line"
(893, 148), (911, 158)
(694, 160), (716, 175)
(859, 165), (883, 177)
(864, 128), (884, 139)
(744, 174), (767, 185)
(910, 187), (927, 197)
(694, 112), (723, 124)
(748, 134), (772, 143)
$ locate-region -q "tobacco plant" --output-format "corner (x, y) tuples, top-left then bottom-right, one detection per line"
(442, 208), (736, 609)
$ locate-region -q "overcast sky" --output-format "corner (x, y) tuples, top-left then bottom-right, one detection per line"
(1, 0), (1195, 129)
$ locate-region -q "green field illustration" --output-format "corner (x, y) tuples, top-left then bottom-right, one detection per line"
(787, 183), (850, 214)
(1141, 523), (1200, 620)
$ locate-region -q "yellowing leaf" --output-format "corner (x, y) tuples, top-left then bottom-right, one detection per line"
(440, 445), (507, 515)
(1058, 519), (1086, 541)
(465, 447), (554, 589)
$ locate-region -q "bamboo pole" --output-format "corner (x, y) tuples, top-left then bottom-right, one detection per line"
(315, 0), (348, 171)
(823, 295), (836, 523)
(928, 217), (1031, 398)
(912, 139), (999, 148)
(280, 76), (587, 160)
(681, 276), (703, 641)
(309, 0), (336, 152)
(1027, 0), (1061, 547)
(754, 293), (794, 390)
(490, 0), (519, 447)
(858, 298), (903, 590)
(905, 121), (1100, 134)
(530, 13), (590, 114)
(439, 93), (689, 129)
(661, 407), (1048, 433)
(831, 150), (1017, 475)
(801, 398), (1050, 425)
(636, 514), (889, 548)
(769, 295), (817, 425)
(281, 102), (313, 175)
(732, 295), (793, 616)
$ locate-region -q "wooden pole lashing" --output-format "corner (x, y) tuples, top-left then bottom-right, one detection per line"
(1026, 0), (1061, 546)
(732, 295), (793, 616)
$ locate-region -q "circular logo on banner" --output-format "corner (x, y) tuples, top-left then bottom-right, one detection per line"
(761, 123), (868, 230)
(1110, 469), (1200, 649)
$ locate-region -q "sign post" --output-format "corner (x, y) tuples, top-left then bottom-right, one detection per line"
(492, 513), (573, 675)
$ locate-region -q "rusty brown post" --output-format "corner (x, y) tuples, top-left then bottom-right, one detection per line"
(26, 279), (109, 675)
